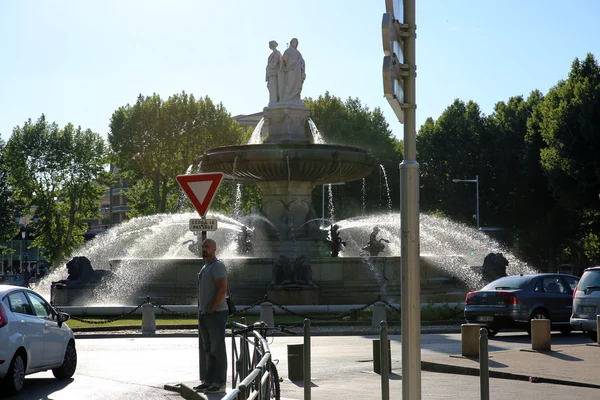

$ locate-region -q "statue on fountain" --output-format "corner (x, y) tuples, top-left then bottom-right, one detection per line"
(183, 234), (202, 258)
(269, 254), (315, 287)
(362, 227), (390, 257)
(329, 224), (346, 258)
(266, 40), (283, 105)
(482, 252), (509, 283)
(237, 226), (253, 255)
(266, 37), (305, 105)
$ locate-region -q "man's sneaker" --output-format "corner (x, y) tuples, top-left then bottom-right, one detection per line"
(204, 385), (225, 394)
(193, 383), (210, 392)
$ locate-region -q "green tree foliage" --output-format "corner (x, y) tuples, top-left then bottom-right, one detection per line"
(304, 92), (402, 220)
(109, 92), (246, 216)
(538, 53), (600, 262)
(417, 99), (488, 224)
(4, 115), (111, 267)
(0, 140), (19, 255)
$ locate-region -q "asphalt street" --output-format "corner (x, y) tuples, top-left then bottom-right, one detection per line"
(2, 331), (596, 400)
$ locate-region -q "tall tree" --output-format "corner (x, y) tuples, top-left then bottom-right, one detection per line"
(4, 115), (111, 268)
(538, 53), (600, 262)
(109, 92), (246, 216)
(417, 99), (488, 225)
(304, 92), (402, 220)
(0, 139), (19, 255)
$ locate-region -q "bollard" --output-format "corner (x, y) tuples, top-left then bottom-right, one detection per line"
(596, 315), (600, 345)
(372, 339), (392, 374)
(372, 301), (387, 328)
(461, 324), (480, 357)
(303, 319), (311, 400)
(531, 319), (551, 351)
(287, 344), (304, 380)
(479, 328), (489, 400)
(260, 301), (275, 328)
(380, 321), (390, 400)
(141, 302), (156, 334)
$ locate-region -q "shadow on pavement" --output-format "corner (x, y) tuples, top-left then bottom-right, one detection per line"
(3, 377), (73, 399)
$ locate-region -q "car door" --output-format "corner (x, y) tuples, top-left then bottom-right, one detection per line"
(26, 292), (67, 366)
(541, 276), (571, 323)
(6, 291), (45, 369)
(561, 275), (580, 317)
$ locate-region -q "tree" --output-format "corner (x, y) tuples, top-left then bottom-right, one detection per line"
(0, 139), (19, 255)
(109, 92), (246, 216)
(416, 99), (488, 224)
(304, 92), (402, 220)
(537, 53), (600, 262)
(4, 115), (111, 268)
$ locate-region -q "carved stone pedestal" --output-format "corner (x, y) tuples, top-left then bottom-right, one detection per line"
(263, 104), (311, 143)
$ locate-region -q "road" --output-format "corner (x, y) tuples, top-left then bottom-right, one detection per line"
(3, 331), (595, 399)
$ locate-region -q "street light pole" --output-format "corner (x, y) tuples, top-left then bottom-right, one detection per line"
(452, 175), (480, 229)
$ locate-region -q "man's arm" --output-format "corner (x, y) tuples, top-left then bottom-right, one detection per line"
(208, 277), (228, 313)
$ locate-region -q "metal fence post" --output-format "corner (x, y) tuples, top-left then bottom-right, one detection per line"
(303, 318), (311, 400)
(380, 321), (390, 400)
(479, 328), (489, 400)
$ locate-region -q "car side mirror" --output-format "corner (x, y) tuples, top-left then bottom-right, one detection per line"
(57, 312), (70, 328)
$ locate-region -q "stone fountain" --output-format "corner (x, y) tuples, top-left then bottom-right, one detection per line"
(48, 39), (499, 307)
(199, 38), (377, 259)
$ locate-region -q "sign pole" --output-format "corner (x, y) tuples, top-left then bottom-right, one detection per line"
(198, 215), (209, 382)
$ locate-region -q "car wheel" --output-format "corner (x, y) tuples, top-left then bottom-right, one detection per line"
(1, 351), (26, 395)
(52, 342), (77, 379)
(486, 327), (499, 337)
(587, 330), (598, 342)
(526, 309), (549, 336)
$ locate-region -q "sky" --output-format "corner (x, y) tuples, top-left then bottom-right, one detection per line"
(1, 0), (600, 144)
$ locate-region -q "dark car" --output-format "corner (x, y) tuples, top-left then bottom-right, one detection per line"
(464, 273), (579, 337)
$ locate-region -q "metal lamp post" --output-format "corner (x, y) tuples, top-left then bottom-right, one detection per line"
(452, 175), (480, 229)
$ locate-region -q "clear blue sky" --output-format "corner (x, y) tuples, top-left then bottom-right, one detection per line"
(1, 0), (599, 143)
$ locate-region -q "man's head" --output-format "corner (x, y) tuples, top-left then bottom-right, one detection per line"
(201, 238), (217, 259)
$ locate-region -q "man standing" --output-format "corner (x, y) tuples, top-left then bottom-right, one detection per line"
(194, 239), (229, 394)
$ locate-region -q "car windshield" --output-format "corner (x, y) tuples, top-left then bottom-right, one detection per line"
(481, 275), (527, 290)
(578, 270), (600, 289)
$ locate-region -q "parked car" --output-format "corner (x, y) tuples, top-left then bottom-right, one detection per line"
(0, 274), (27, 287)
(0, 284), (77, 395)
(464, 273), (580, 337)
(570, 266), (600, 341)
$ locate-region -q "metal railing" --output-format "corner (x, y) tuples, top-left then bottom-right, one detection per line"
(224, 319), (274, 400)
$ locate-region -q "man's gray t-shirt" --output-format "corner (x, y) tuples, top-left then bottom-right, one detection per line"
(198, 259), (228, 314)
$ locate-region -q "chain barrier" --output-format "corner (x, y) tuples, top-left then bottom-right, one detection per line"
(268, 297), (379, 321)
(54, 295), (400, 325)
(54, 299), (149, 325)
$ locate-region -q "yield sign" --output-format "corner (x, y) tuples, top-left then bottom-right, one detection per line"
(176, 172), (224, 217)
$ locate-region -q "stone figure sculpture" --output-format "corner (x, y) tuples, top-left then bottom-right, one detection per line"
(292, 255), (315, 286)
(281, 38), (306, 104)
(362, 226), (390, 257)
(237, 226), (253, 255)
(329, 224), (346, 258)
(182, 234), (202, 258)
(266, 40), (283, 104)
(270, 255), (292, 285)
(482, 252), (509, 283)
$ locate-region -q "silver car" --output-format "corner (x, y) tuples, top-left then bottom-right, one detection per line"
(571, 267), (600, 341)
(464, 273), (579, 337)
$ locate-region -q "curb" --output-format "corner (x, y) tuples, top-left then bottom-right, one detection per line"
(421, 360), (600, 389)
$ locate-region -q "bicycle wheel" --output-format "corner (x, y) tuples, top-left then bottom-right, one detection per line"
(265, 362), (280, 400)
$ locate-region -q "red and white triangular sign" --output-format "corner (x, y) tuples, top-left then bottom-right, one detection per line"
(176, 173), (224, 217)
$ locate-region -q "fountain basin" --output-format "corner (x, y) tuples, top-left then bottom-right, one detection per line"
(200, 143), (377, 184)
(50, 256), (469, 306)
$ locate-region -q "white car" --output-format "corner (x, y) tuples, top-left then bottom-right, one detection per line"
(0, 284), (77, 394)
